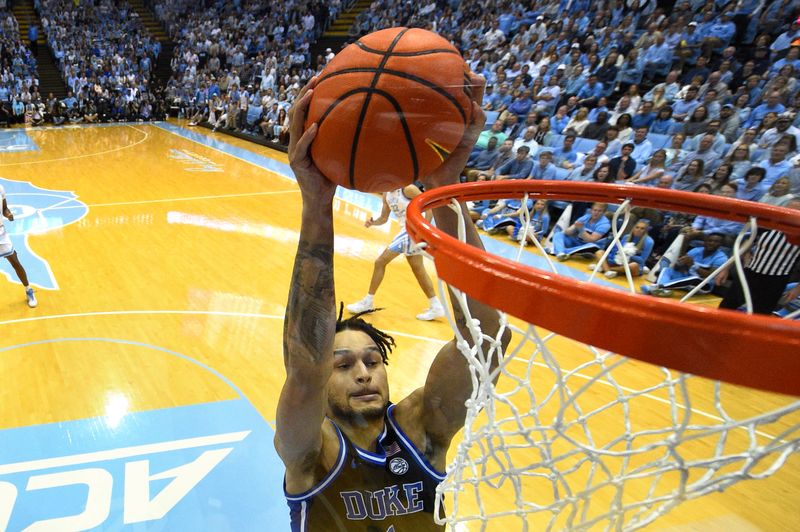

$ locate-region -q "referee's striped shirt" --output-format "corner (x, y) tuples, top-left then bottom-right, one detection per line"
(749, 230), (800, 276)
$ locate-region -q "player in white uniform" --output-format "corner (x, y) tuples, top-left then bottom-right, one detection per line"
(346, 185), (445, 321)
(1, 185), (37, 307)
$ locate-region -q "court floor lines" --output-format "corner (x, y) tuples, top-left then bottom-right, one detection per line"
(0, 308), (758, 435)
(0, 122), (793, 530)
(46, 189), (299, 210)
(0, 125), (149, 167)
(0, 430), (251, 475)
(0, 336), (250, 401)
(154, 122), (294, 181)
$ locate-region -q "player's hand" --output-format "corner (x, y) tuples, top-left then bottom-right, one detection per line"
(365, 217), (375, 228)
(421, 73), (486, 190)
(4, 211), (13, 222)
(288, 76), (337, 205)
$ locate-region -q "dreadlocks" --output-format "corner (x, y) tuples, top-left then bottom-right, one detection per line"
(336, 303), (395, 365)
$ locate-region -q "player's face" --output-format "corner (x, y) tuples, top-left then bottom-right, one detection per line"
(327, 330), (390, 423)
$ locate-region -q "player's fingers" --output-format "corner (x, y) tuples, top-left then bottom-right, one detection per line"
(288, 88), (314, 153)
(294, 76), (318, 106)
(293, 122), (318, 163)
(469, 101), (486, 133)
(467, 72), (485, 107)
(458, 102), (485, 149)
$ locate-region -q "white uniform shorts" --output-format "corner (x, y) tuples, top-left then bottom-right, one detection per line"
(388, 230), (422, 256)
(0, 231), (13, 258)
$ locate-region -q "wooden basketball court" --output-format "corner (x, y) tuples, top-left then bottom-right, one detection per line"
(0, 121), (796, 530)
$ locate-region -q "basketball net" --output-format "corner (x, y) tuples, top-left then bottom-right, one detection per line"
(410, 190), (800, 531)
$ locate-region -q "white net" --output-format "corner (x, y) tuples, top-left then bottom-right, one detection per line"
(413, 194), (800, 531)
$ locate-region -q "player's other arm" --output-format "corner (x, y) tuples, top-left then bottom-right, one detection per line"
(366, 193), (391, 227)
(397, 76), (511, 451)
(404, 184), (435, 222)
(274, 78), (338, 488)
(2, 198), (13, 221)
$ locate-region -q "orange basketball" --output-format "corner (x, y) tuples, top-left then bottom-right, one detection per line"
(305, 27), (473, 192)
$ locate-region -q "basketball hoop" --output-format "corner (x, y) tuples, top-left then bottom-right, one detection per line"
(405, 181), (800, 530)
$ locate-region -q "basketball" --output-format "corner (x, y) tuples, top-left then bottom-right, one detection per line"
(305, 27), (473, 192)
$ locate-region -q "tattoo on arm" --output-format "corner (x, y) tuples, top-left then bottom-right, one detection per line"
(283, 239), (335, 367)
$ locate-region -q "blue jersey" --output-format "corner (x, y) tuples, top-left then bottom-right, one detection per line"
(286, 404), (446, 531)
(576, 213), (611, 241)
(687, 246), (728, 278)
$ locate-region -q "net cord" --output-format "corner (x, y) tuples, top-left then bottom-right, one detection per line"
(407, 194), (799, 531)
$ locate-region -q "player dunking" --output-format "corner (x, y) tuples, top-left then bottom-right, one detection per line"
(276, 73), (508, 531)
(1, 184), (37, 308)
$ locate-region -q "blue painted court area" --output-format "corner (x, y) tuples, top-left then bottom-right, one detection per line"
(0, 130), (39, 153)
(0, 338), (287, 530)
(0, 178), (88, 290)
(0, 399), (285, 530)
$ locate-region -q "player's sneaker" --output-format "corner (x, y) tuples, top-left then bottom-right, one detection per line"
(416, 302), (445, 321)
(604, 271), (618, 279)
(556, 253), (568, 262)
(26, 288), (37, 308)
(346, 296), (374, 314)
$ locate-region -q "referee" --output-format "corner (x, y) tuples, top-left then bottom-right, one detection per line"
(719, 197), (800, 315)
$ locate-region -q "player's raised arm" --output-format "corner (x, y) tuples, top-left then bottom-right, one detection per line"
(275, 78), (339, 482)
(397, 74), (510, 452)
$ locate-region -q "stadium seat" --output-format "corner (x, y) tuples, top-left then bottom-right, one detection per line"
(554, 167), (570, 181)
(648, 133), (671, 150)
(484, 111), (500, 129)
(575, 137), (598, 153)
(546, 134), (564, 148)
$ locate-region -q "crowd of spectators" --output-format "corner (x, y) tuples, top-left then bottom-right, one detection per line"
(155, 0), (333, 143)
(0, 10), (40, 125)
(38, 0), (164, 123)
(345, 0), (799, 308)
(3, 0), (799, 311)
(2, 0), (166, 127)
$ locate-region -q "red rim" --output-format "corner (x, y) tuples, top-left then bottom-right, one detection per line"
(406, 181), (800, 396)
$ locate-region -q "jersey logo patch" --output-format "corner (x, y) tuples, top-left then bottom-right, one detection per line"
(389, 458), (409, 476)
(384, 441), (401, 457)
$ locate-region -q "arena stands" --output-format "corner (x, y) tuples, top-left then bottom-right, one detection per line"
(155, 0), (330, 145)
(1, 8), (39, 125)
(2, 0), (800, 260)
(34, 0), (164, 123)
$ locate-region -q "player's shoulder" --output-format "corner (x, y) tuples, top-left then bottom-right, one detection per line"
(391, 388), (426, 439)
(282, 418), (344, 494)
